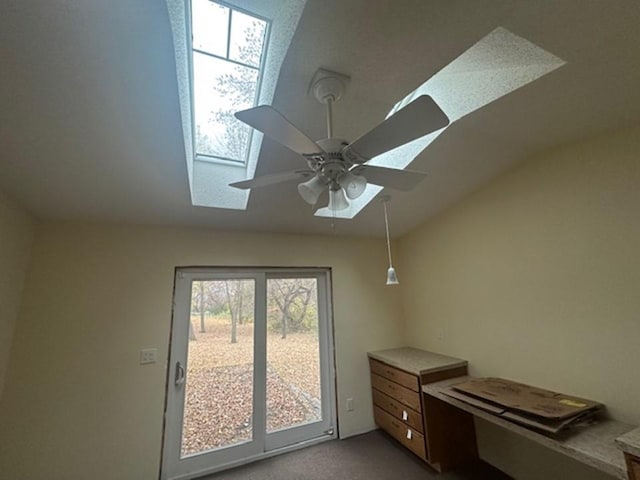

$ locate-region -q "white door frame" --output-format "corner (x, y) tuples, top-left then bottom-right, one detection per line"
(161, 267), (336, 480)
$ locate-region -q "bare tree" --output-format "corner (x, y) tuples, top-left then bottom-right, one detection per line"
(223, 280), (251, 344)
(202, 281), (227, 315)
(223, 281), (238, 344)
(269, 279), (315, 339)
(207, 19), (266, 160)
(190, 280), (210, 333)
(198, 281), (206, 332)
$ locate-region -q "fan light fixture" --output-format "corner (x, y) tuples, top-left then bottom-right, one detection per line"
(382, 196), (399, 285)
(298, 176), (325, 205)
(340, 171), (367, 200)
(328, 188), (349, 211)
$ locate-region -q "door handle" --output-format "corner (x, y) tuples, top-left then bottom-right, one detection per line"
(175, 362), (185, 386)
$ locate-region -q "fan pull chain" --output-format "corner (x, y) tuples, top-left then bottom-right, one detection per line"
(331, 205), (337, 232)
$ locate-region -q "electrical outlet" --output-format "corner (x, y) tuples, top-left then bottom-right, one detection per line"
(346, 398), (354, 411)
(139, 348), (158, 365)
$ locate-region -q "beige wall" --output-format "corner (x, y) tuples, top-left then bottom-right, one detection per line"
(0, 223), (402, 480)
(2, 124), (638, 479)
(0, 190), (34, 400)
(397, 125), (640, 479)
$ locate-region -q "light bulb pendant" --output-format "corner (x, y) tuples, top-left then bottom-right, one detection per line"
(386, 266), (399, 285)
(382, 196), (399, 286)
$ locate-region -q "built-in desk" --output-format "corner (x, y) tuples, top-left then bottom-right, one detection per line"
(423, 376), (636, 479)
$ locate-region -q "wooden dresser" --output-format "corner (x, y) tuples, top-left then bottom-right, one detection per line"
(368, 347), (478, 471)
(626, 454), (640, 480)
(617, 428), (640, 480)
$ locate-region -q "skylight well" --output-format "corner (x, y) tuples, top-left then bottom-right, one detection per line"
(166, 0), (306, 209)
(191, 0), (269, 165)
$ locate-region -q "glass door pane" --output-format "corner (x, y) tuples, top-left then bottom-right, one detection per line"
(266, 277), (322, 433)
(163, 269), (333, 480)
(181, 279), (256, 456)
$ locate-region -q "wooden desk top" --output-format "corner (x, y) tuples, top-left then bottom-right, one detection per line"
(423, 376), (635, 480)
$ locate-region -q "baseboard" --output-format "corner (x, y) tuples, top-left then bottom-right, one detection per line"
(339, 424), (378, 440)
(165, 434), (336, 480)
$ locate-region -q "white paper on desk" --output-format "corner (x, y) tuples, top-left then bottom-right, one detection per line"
(402, 410), (408, 421)
(406, 429), (412, 440)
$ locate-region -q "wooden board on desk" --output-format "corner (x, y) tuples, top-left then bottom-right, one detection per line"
(441, 386), (598, 434)
(452, 377), (602, 420)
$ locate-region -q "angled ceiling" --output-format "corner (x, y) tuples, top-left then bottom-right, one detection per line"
(1, 0), (639, 237)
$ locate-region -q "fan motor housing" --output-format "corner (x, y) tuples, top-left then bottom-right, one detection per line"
(314, 138), (351, 188)
(316, 137), (349, 156)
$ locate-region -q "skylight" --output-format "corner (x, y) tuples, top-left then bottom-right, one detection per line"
(166, 0), (305, 210)
(315, 27), (566, 219)
(191, 0), (269, 164)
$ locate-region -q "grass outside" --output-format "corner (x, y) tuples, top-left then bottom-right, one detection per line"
(181, 315), (321, 456)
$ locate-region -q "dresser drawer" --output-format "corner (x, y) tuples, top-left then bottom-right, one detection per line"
(374, 405), (426, 460)
(371, 373), (421, 411)
(370, 359), (419, 392)
(372, 389), (423, 433)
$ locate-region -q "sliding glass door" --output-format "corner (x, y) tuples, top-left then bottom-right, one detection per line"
(162, 268), (335, 480)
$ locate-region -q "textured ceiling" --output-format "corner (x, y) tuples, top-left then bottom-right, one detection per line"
(1, 0), (640, 237)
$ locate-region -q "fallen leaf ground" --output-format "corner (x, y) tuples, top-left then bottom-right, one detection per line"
(181, 316), (321, 456)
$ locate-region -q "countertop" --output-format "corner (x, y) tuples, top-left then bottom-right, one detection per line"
(616, 427), (640, 458)
(367, 347), (467, 376)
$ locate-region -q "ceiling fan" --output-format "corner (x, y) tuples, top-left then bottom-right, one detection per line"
(229, 71), (449, 211)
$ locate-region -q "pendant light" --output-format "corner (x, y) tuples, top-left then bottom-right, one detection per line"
(382, 196), (399, 285)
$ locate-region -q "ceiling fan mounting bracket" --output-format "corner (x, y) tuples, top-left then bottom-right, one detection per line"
(309, 68), (350, 105)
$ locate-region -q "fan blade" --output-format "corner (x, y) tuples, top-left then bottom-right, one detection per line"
(353, 165), (427, 191)
(343, 95), (449, 162)
(235, 105), (324, 157)
(229, 170), (314, 190)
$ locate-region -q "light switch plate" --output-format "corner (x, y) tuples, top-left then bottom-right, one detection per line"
(346, 398), (354, 411)
(140, 348), (158, 365)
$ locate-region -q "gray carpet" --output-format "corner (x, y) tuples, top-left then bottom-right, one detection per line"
(206, 430), (511, 480)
